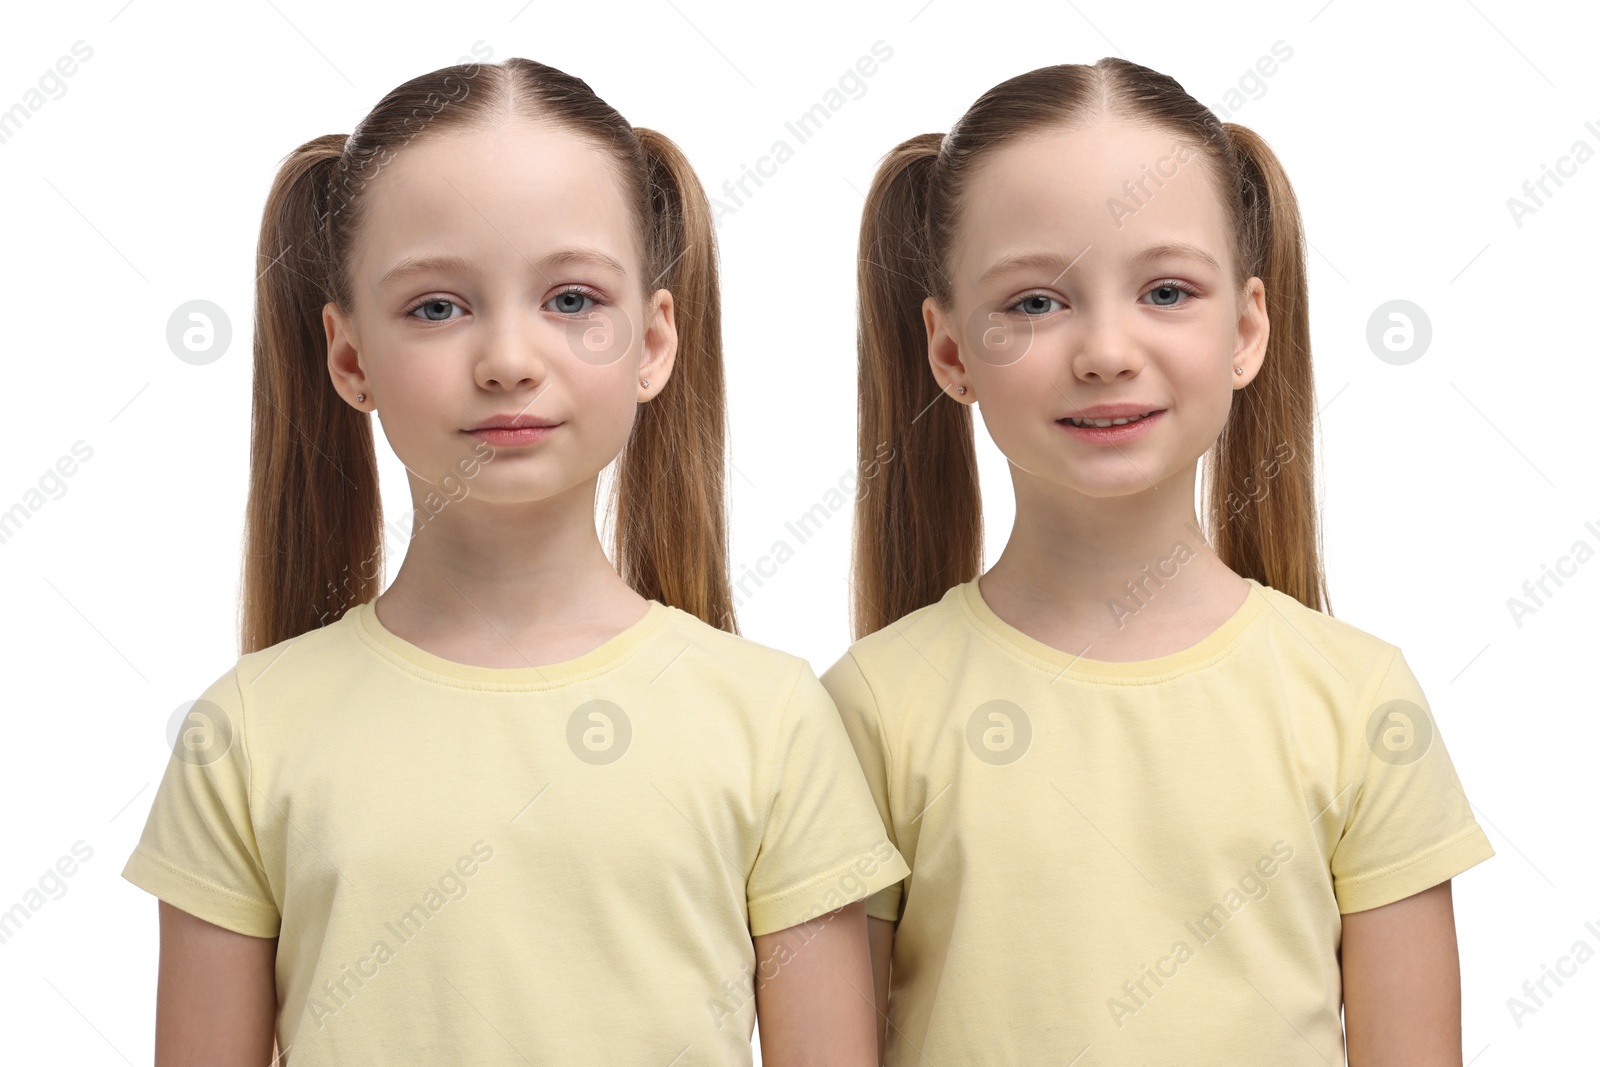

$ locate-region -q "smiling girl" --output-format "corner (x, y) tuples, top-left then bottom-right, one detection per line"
(823, 58), (1493, 1064)
(121, 58), (906, 1065)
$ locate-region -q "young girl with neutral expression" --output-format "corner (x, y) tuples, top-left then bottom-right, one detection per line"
(122, 57), (906, 1065)
(825, 57), (1492, 1065)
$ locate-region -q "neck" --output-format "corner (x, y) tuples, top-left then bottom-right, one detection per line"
(376, 472), (642, 633)
(982, 463), (1242, 653)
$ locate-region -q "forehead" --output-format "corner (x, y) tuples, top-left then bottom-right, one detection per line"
(950, 121), (1233, 287)
(350, 119), (640, 290)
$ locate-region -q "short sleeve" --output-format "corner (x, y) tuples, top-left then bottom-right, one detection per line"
(819, 650), (905, 923)
(120, 667), (281, 938)
(1329, 647), (1494, 914)
(745, 661), (911, 937)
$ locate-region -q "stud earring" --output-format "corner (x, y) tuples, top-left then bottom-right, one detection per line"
(957, 385), (967, 395)
(640, 379), (649, 388)
(356, 393), (366, 403)
(1234, 366), (1243, 376)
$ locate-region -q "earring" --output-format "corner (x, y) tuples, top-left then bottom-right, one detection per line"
(640, 379), (650, 388)
(1234, 367), (1243, 376)
(957, 386), (967, 395)
(356, 393), (366, 402)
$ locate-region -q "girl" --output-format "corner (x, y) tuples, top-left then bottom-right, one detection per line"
(823, 58), (1493, 1065)
(121, 57), (907, 1065)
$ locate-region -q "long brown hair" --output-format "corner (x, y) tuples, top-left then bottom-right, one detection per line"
(242, 58), (731, 654)
(853, 57), (1326, 639)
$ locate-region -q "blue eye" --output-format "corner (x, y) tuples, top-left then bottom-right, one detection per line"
(547, 288), (600, 315)
(1144, 281), (1197, 307)
(1007, 293), (1063, 315)
(406, 297), (463, 322)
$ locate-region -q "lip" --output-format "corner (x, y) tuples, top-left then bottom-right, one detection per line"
(1057, 408), (1164, 444)
(465, 413), (561, 447)
(467, 413), (560, 431)
(1062, 403), (1165, 420)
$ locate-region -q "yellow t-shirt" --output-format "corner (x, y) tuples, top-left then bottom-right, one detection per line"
(820, 576), (1494, 1065)
(123, 597), (909, 1064)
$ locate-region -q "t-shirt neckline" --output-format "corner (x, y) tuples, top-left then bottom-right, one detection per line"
(351, 597), (671, 690)
(957, 574), (1268, 681)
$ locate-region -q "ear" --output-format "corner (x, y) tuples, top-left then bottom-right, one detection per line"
(637, 288), (678, 402)
(324, 302), (371, 408)
(923, 295), (973, 403)
(1232, 277), (1269, 388)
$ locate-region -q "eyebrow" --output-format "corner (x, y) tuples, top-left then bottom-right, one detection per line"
(377, 247), (629, 289)
(1126, 242), (1222, 273)
(977, 241), (1221, 284)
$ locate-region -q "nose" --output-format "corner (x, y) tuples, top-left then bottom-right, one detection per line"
(1070, 304), (1144, 382)
(473, 308), (549, 393)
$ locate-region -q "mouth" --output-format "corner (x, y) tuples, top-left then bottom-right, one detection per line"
(466, 415), (560, 432)
(1060, 410), (1160, 428)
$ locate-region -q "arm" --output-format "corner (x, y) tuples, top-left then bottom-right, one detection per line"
(753, 900), (876, 1067)
(867, 916), (895, 1063)
(1341, 880), (1462, 1067)
(156, 901), (278, 1066)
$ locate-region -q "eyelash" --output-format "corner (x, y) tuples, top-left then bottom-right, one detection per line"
(1004, 279), (1201, 314)
(401, 285), (608, 321)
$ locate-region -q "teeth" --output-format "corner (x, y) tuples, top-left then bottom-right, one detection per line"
(1067, 412), (1151, 428)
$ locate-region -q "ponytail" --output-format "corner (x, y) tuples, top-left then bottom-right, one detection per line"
(1206, 124), (1327, 613)
(241, 134), (383, 655)
(611, 129), (735, 632)
(851, 134), (982, 640)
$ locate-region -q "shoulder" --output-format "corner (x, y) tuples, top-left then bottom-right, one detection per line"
(654, 604), (821, 705)
(834, 584), (970, 676)
(232, 604), (368, 697)
(817, 584), (970, 729)
(1249, 580), (1409, 703)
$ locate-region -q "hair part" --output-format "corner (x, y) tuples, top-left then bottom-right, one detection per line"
(243, 58), (732, 654)
(852, 57), (1326, 639)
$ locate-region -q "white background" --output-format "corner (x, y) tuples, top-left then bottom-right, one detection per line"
(1, 0), (1595, 1062)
